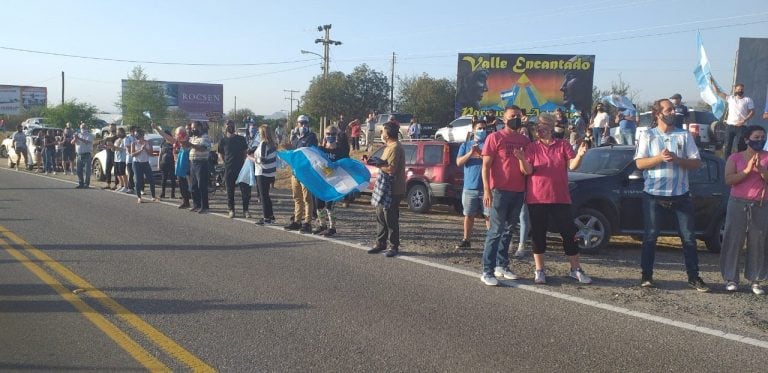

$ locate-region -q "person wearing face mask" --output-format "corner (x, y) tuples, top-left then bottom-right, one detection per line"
(218, 120), (250, 218)
(367, 121), (406, 258)
(634, 99), (709, 292)
(517, 114), (591, 284)
(310, 126), (347, 236)
(669, 94), (689, 129)
(123, 126), (136, 193)
(130, 129), (157, 203)
(590, 103), (609, 147)
(284, 115), (318, 233)
(188, 121), (212, 213)
(720, 125), (768, 295)
(154, 124), (192, 209)
(113, 127), (128, 192)
(455, 119), (490, 250)
(712, 81), (755, 158)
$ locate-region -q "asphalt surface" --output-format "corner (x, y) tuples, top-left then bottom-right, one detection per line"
(1, 168), (767, 372)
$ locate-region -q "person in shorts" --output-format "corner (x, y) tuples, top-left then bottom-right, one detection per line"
(455, 119), (490, 250)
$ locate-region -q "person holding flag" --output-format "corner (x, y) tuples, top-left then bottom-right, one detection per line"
(711, 81), (755, 159)
(283, 115), (318, 233)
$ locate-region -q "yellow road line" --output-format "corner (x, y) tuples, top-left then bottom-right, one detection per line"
(0, 238), (170, 372)
(0, 225), (215, 372)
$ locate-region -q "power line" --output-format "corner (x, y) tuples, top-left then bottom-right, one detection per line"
(0, 46), (319, 67)
(203, 63), (322, 82)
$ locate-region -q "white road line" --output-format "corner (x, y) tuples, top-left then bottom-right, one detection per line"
(7, 168), (768, 350)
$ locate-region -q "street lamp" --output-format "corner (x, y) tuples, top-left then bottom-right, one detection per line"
(300, 49), (322, 58)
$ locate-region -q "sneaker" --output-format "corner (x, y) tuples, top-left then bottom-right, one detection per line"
(198, 208), (209, 214)
(569, 268), (593, 284)
(74, 185), (83, 189)
(53, 172), (57, 175)
(367, 244), (386, 254)
(534, 270), (547, 284)
(687, 277), (710, 293)
(494, 266), (519, 280)
(189, 207), (200, 213)
(384, 247), (398, 257)
(312, 225), (328, 235)
(178, 202), (190, 209)
(264, 217), (276, 225)
(244, 210), (251, 219)
(228, 210), (235, 218)
(513, 247), (529, 258)
(319, 228), (336, 237)
(283, 222), (302, 230)
(640, 277), (655, 288)
(299, 223), (312, 234)
(455, 240), (471, 250)
(124, 188), (134, 194)
(481, 273), (499, 286)
(102, 185), (112, 190)
(725, 282), (738, 292)
(752, 283), (765, 295)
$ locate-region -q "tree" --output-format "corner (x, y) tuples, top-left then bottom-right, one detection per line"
(165, 108), (189, 129)
(346, 64), (390, 120)
(301, 71), (350, 131)
(118, 65), (167, 130)
(396, 74), (456, 125)
(227, 108), (256, 125)
(43, 100), (98, 128)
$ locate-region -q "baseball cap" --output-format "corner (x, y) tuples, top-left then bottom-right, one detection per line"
(670, 93), (682, 100)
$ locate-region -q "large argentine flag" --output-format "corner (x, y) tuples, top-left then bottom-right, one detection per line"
(693, 32), (726, 119)
(601, 94), (634, 110)
(278, 146), (371, 202)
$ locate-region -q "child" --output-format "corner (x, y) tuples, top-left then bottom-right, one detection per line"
(312, 126), (348, 236)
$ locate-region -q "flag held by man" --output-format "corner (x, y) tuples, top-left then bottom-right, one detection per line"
(277, 146), (371, 202)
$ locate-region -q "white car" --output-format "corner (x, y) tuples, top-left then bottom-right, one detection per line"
(2, 127), (60, 169)
(434, 115), (474, 143)
(92, 133), (163, 181)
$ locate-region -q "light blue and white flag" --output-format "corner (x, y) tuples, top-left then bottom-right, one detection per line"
(600, 94), (634, 110)
(277, 146), (371, 202)
(693, 32), (726, 119)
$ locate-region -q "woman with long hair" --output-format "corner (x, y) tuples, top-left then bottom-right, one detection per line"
(130, 129), (157, 203)
(251, 124), (277, 225)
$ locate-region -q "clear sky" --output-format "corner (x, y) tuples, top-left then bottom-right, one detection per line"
(2, 0), (766, 117)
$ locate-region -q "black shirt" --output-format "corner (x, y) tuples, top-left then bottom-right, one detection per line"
(217, 134), (248, 171)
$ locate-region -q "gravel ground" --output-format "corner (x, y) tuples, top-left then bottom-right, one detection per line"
(20, 165), (768, 340)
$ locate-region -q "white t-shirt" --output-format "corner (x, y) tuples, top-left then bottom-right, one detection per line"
(124, 135), (135, 163)
(725, 95), (754, 125)
(591, 112), (609, 129)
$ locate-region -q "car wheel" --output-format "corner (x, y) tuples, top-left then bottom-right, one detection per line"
(704, 217), (724, 253)
(93, 159), (105, 181)
(0, 145), (7, 158)
(406, 184), (431, 213)
(574, 208), (611, 252)
(359, 132), (367, 148)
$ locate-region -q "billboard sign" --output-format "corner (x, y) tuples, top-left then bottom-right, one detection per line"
(0, 85), (47, 115)
(734, 38), (768, 127)
(455, 53), (595, 118)
(122, 80), (223, 122)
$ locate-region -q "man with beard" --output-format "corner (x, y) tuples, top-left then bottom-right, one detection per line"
(712, 81), (755, 158)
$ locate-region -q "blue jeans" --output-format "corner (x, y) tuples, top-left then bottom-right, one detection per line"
(519, 203), (530, 248)
(619, 129), (635, 145)
(591, 128), (602, 147)
(641, 192), (700, 279)
(482, 189), (524, 274)
(76, 153), (92, 187)
(190, 160), (210, 209)
(133, 161), (156, 199)
(43, 147), (54, 172)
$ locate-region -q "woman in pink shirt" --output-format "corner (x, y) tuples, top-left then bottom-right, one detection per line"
(721, 125), (768, 295)
(520, 113), (591, 285)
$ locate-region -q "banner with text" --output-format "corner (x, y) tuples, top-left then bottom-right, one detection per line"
(455, 53), (595, 118)
(121, 80), (223, 122)
(0, 85), (47, 115)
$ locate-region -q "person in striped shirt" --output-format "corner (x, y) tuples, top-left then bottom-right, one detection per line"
(634, 98), (709, 292)
(252, 124), (277, 225)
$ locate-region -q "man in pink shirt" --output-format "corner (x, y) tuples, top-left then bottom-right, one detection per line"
(520, 113), (591, 285)
(479, 105), (530, 286)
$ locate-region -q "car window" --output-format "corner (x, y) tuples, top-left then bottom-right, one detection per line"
(391, 114), (413, 124)
(575, 149), (635, 175)
(450, 118), (472, 127)
(689, 159), (712, 183)
(423, 145), (444, 165)
(691, 111), (716, 124)
(148, 138), (164, 147)
(403, 144), (417, 164)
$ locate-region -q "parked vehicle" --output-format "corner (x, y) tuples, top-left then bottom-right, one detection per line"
(568, 145), (728, 253)
(3, 127), (61, 169)
(359, 113), (414, 148)
(92, 133), (163, 181)
(361, 140), (463, 213)
(434, 115), (473, 143)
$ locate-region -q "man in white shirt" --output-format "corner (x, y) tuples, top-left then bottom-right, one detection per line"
(365, 112), (376, 151)
(72, 123), (94, 188)
(712, 81), (755, 158)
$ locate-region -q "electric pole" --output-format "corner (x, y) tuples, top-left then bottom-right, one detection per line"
(61, 71), (65, 105)
(284, 89), (299, 118)
(314, 24), (342, 134)
(390, 52), (396, 112)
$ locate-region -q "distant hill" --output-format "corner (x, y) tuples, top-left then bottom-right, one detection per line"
(263, 112), (287, 120)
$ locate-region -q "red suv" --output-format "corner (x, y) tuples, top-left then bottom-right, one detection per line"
(362, 140), (463, 213)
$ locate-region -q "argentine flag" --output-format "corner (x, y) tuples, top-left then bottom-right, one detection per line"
(277, 146), (371, 202)
(693, 32), (726, 119)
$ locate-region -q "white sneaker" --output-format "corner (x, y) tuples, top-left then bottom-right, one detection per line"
(514, 246), (529, 258)
(228, 210), (235, 218)
(494, 266), (519, 280)
(569, 268), (593, 284)
(124, 188), (134, 194)
(725, 282), (738, 292)
(244, 210), (251, 218)
(481, 273), (499, 286)
(752, 283), (765, 295)
(534, 270), (547, 284)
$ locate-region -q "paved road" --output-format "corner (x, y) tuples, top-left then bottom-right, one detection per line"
(1, 168), (766, 371)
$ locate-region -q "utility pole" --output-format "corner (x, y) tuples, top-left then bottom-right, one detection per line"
(314, 24), (342, 134)
(284, 89), (299, 118)
(234, 96), (237, 124)
(390, 52), (396, 112)
(61, 71), (65, 105)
